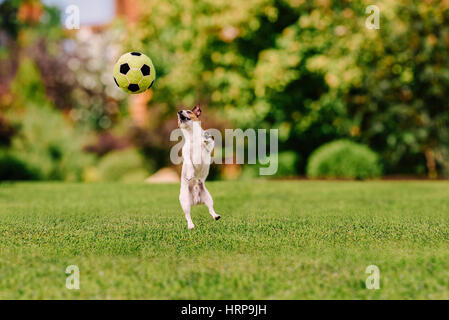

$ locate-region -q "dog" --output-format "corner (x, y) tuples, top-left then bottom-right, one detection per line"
(177, 106), (221, 229)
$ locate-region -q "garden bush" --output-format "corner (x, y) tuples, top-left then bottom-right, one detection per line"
(8, 103), (92, 181)
(5, 58), (94, 181)
(0, 151), (40, 181)
(97, 149), (151, 182)
(306, 140), (382, 180)
(240, 151), (299, 179)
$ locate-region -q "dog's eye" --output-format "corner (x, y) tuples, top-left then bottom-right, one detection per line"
(187, 111), (192, 114)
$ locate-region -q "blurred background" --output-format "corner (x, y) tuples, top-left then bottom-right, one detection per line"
(0, 0), (448, 182)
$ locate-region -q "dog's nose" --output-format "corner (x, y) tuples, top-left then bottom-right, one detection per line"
(178, 111), (182, 115)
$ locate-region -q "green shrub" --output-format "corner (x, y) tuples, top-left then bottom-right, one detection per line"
(8, 104), (93, 181)
(275, 151), (300, 177)
(240, 151), (299, 179)
(97, 149), (150, 182)
(0, 151), (40, 181)
(306, 140), (382, 180)
(5, 58), (93, 181)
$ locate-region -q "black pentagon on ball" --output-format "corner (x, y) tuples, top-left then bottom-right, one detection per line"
(120, 63), (130, 75)
(131, 52), (142, 56)
(141, 64), (151, 76)
(128, 83), (140, 92)
(114, 77), (119, 87)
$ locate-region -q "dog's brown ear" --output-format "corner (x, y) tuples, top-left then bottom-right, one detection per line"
(192, 105), (202, 118)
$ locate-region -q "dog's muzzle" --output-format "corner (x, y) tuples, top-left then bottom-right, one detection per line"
(178, 111), (190, 122)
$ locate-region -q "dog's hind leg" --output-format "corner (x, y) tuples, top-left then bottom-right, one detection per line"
(181, 202), (195, 230)
(201, 184), (221, 221)
(180, 185), (195, 230)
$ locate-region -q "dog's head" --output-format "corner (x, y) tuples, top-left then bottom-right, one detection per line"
(177, 105), (202, 129)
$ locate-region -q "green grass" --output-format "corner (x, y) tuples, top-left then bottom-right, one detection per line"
(0, 181), (448, 299)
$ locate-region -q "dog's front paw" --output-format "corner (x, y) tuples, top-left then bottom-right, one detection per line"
(188, 223), (195, 230)
(214, 215), (221, 221)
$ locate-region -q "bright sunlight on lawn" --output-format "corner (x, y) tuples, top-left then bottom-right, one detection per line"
(0, 181), (448, 299)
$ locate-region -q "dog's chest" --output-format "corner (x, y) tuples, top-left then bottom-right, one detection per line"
(192, 161), (210, 178)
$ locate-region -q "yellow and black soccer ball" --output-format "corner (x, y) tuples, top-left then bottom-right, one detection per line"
(113, 52), (156, 94)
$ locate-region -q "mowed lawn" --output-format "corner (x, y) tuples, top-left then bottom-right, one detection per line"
(0, 181), (448, 299)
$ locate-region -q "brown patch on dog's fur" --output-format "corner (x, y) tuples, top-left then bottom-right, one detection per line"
(187, 111), (198, 121)
(187, 106), (202, 121)
(192, 105), (202, 119)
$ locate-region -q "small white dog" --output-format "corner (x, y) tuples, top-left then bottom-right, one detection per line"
(177, 106), (221, 229)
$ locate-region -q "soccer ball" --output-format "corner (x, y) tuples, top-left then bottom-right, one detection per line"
(113, 52), (156, 94)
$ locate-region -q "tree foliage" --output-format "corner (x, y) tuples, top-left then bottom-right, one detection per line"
(133, 0), (449, 176)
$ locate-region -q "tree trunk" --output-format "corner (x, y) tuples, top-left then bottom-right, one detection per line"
(424, 147), (437, 179)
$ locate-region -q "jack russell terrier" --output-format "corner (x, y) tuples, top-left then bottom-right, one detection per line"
(177, 106), (221, 229)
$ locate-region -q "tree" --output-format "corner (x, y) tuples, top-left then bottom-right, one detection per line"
(130, 0), (449, 176)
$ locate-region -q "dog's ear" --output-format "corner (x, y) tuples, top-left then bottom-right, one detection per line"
(192, 105), (202, 118)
